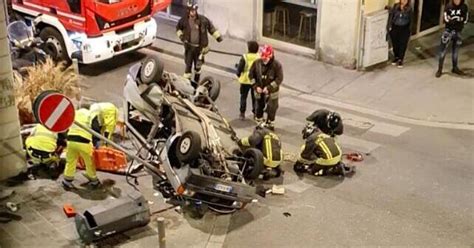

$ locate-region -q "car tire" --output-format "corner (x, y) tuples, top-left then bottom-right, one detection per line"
(176, 131), (201, 163)
(199, 76), (220, 101)
(39, 27), (70, 65)
(140, 55), (164, 84)
(242, 148), (264, 180)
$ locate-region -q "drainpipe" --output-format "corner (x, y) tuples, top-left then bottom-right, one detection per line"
(0, 0), (26, 181)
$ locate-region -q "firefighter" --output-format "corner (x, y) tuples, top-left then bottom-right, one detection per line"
(236, 41), (259, 120)
(62, 108), (101, 189)
(238, 123), (283, 180)
(293, 124), (352, 176)
(176, 1), (223, 85)
(25, 124), (66, 176)
(89, 102), (118, 147)
(305, 109), (343, 137)
(248, 45), (283, 131)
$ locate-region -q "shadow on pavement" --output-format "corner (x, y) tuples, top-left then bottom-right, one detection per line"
(228, 205), (271, 233)
(68, 179), (122, 201)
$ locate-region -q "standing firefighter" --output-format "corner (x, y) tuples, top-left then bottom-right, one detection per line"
(238, 124), (283, 180)
(62, 108), (101, 189)
(90, 102), (118, 147)
(176, 1), (223, 85)
(294, 124), (352, 176)
(25, 124), (66, 176)
(249, 45), (283, 131)
(436, 0), (469, 78)
(236, 41), (259, 120)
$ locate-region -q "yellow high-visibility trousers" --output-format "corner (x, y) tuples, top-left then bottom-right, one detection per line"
(63, 141), (97, 181)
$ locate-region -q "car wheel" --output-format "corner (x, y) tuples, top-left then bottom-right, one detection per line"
(176, 131), (201, 163)
(242, 148), (264, 180)
(199, 76), (220, 101)
(140, 55), (164, 84)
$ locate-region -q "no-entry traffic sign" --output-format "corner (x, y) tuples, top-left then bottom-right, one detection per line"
(33, 91), (75, 133)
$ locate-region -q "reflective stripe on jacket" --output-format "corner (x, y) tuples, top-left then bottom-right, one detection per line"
(299, 133), (342, 166)
(68, 108), (93, 141)
(262, 132), (282, 168)
(238, 53), (259, 84)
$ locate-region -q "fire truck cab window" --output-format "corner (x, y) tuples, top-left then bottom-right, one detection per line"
(67, 0), (81, 14)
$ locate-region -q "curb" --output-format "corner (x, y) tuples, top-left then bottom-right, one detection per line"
(145, 46), (474, 131)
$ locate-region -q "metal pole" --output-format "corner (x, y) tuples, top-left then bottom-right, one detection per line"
(157, 217), (166, 248)
(73, 120), (166, 180)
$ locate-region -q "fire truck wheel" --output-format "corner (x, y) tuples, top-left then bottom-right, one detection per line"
(40, 27), (70, 65)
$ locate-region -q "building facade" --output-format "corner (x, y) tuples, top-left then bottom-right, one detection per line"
(159, 0), (471, 69)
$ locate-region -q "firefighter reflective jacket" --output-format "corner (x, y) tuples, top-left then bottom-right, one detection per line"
(90, 102), (118, 139)
(248, 57), (284, 99)
(237, 53), (259, 84)
(25, 124), (57, 153)
(300, 132), (342, 166)
(238, 128), (282, 168)
(68, 108), (93, 142)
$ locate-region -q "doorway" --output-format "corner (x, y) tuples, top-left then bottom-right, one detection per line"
(411, 0), (446, 38)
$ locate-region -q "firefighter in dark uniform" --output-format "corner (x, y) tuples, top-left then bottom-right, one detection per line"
(176, 1), (223, 85)
(238, 124), (283, 180)
(294, 124), (351, 176)
(248, 45), (283, 131)
(306, 109), (343, 137)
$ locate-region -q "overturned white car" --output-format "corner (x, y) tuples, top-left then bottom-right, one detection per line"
(124, 55), (264, 214)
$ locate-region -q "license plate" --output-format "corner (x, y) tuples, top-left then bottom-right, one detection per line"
(122, 34), (135, 43)
(214, 184), (232, 193)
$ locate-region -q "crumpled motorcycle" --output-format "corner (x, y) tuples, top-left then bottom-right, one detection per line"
(7, 21), (48, 77)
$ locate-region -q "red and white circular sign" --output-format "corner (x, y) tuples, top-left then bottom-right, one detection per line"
(36, 93), (75, 133)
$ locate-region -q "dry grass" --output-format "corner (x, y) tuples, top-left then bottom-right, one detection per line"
(14, 58), (81, 124)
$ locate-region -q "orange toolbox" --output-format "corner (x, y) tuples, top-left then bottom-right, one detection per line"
(78, 147), (128, 173)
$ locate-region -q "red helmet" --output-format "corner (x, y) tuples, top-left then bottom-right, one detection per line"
(259, 45), (274, 60)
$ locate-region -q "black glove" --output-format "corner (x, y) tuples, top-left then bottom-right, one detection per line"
(216, 36), (223, 43)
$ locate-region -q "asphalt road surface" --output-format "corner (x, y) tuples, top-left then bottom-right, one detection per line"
(79, 49), (474, 247)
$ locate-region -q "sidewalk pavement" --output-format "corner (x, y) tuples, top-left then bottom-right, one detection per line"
(153, 16), (474, 126)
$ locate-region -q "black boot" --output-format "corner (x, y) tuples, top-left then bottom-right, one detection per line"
(452, 67), (465, 75)
(293, 161), (306, 173)
(435, 69), (443, 78)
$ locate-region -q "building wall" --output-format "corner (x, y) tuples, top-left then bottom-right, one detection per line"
(198, 0), (255, 40)
(0, 0), (26, 180)
(318, 0), (361, 68)
(364, 0), (389, 14)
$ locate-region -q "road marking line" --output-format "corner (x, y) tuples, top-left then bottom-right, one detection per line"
(44, 98), (70, 129)
(280, 97), (410, 137)
(276, 115), (381, 154)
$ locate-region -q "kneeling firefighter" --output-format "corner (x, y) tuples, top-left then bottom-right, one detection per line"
(90, 102), (118, 147)
(62, 108), (102, 189)
(25, 124), (67, 176)
(294, 124), (351, 176)
(238, 124), (283, 180)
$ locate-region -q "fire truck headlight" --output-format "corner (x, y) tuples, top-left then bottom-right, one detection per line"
(72, 40), (82, 50)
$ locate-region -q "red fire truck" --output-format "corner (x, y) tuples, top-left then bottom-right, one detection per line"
(10, 0), (171, 64)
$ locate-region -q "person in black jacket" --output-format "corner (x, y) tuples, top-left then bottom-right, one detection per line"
(176, 1), (223, 84)
(388, 0), (412, 68)
(248, 45), (283, 131)
(305, 109), (343, 137)
(436, 0), (469, 78)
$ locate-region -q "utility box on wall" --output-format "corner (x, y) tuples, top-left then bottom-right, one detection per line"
(361, 10), (389, 68)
